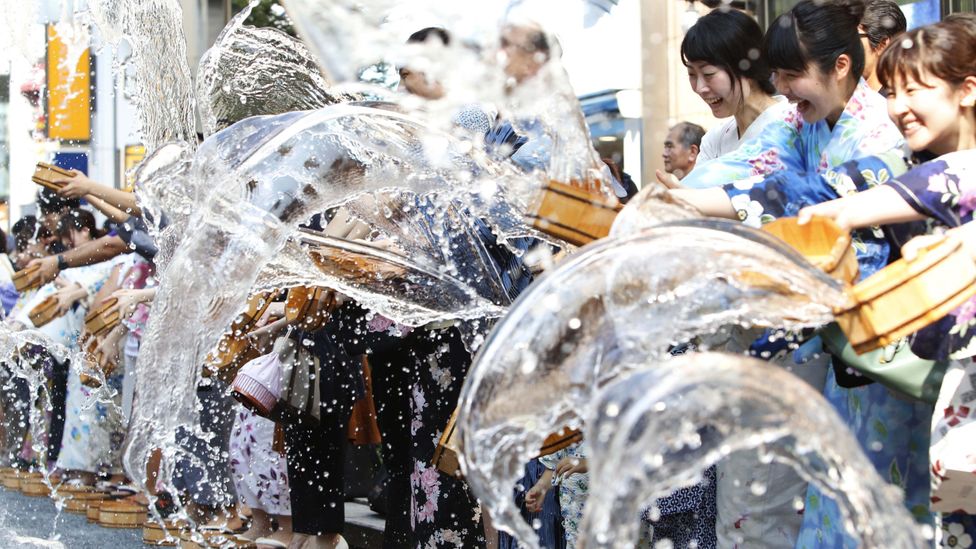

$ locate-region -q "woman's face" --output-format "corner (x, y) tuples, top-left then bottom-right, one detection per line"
(772, 63), (847, 125)
(887, 71), (972, 156)
(687, 61), (743, 119)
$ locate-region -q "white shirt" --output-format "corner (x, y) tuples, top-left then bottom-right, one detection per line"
(696, 96), (791, 164)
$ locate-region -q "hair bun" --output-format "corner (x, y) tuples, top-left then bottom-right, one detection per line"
(833, 0), (866, 22)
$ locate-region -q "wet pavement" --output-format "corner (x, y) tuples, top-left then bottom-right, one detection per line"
(0, 487), (143, 548)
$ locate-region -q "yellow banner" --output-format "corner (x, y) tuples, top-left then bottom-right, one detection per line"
(46, 24), (91, 142)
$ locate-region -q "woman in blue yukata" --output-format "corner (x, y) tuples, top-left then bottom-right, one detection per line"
(799, 16), (976, 547)
(634, 0), (942, 547)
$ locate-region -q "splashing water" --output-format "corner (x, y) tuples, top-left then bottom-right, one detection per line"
(87, 0), (196, 149)
(581, 352), (925, 548)
(123, 102), (548, 491)
(456, 219), (857, 547)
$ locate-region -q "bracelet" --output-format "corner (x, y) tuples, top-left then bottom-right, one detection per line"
(57, 254), (68, 271)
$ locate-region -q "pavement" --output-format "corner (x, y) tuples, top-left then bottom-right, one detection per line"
(0, 486), (387, 549)
(0, 486), (142, 548)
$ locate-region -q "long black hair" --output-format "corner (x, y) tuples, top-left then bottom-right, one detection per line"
(682, 9), (776, 96)
(764, 0), (866, 80)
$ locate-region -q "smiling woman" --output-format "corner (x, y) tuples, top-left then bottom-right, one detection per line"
(680, 8), (790, 164)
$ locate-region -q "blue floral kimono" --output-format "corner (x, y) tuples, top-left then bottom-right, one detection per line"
(884, 149), (976, 361)
(684, 80), (906, 192)
(692, 80), (941, 548)
(718, 153), (938, 549)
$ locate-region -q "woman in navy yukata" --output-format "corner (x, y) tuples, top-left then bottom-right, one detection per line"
(799, 15), (976, 547)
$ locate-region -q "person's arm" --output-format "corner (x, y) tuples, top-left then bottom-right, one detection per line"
(26, 235), (129, 287)
(797, 185), (924, 230)
(52, 170), (141, 217)
(85, 194), (130, 223)
(667, 188), (738, 219)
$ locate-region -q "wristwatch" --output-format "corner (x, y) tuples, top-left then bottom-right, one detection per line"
(56, 254), (68, 272)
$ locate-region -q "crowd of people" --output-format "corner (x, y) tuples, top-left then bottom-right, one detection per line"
(0, 0), (974, 548)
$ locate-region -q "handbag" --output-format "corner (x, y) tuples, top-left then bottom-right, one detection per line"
(232, 333), (321, 423)
(929, 359), (976, 513)
(820, 322), (949, 404)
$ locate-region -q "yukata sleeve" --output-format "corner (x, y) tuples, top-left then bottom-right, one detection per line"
(884, 157), (965, 228)
(722, 152), (908, 228)
(726, 154), (908, 280)
(681, 117), (804, 190)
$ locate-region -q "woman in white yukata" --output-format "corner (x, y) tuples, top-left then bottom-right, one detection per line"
(677, 9), (792, 176)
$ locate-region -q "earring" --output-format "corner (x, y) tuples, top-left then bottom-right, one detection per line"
(963, 96), (976, 108)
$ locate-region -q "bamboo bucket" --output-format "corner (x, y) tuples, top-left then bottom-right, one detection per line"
(526, 180), (622, 247)
(433, 409), (583, 478)
(84, 297), (120, 337)
(13, 264), (42, 292)
(835, 237), (976, 353)
(97, 499), (148, 528)
(31, 162), (73, 192)
(28, 296), (61, 328)
(761, 217), (859, 283)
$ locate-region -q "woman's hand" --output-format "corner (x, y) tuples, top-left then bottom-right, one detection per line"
(553, 456), (588, 479)
(108, 288), (155, 321)
(95, 324), (126, 372)
(900, 224), (976, 262)
(797, 198), (852, 230)
(51, 170), (95, 199)
(255, 301), (285, 329)
(655, 169), (683, 190)
(524, 470), (552, 514)
(54, 283), (85, 316)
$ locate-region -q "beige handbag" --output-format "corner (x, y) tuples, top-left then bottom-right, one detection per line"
(274, 334), (322, 423)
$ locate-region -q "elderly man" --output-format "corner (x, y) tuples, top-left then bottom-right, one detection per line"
(662, 121), (705, 181)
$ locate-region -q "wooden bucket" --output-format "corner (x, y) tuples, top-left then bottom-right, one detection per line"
(143, 520), (184, 546)
(525, 180), (622, 247)
(433, 409), (583, 477)
(1, 469), (23, 489)
(180, 530), (255, 549)
(13, 264), (42, 292)
(87, 499), (104, 522)
(79, 337), (111, 388)
(285, 286), (337, 332)
(761, 217), (859, 283)
(539, 427), (584, 457)
(205, 291), (276, 380)
(64, 490), (108, 514)
(32, 162), (72, 192)
(84, 297), (120, 337)
(19, 472), (51, 497)
(28, 296), (61, 328)
(835, 238), (976, 353)
(97, 500), (148, 528)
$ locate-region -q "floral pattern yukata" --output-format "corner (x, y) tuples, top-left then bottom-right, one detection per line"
(687, 79), (940, 548)
(229, 406), (291, 516)
(882, 150), (976, 547)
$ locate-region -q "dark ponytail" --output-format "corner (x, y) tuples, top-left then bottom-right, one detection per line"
(764, 0), (866, 81)
(682, 9), (776, 96)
